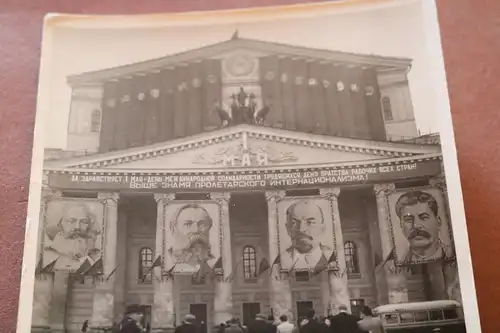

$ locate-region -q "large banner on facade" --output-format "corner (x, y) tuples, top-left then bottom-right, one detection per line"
(164, 201), (221, 274)
(47, 159), (442, 192)
(277, 197), (335, 271)
(42, 199), (104, 271)
(387, 187), (455, 266)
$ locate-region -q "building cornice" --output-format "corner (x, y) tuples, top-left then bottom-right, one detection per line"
(43, 153), (442, 176)
(67, 37), (412, 87)
(44, 124), (440, 170)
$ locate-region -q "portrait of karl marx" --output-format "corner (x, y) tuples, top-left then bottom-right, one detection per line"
(169, 203), (215, 266)
(44, 202), (101, 269)
(284, 199), (332, 269)
(395, 190), (446, 264)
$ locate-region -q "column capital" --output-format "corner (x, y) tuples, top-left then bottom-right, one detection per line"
(265, 190), (286, 202)
(429, 174), (447, 191)
(98, 192), (120, 204)
(320, 187), (341, 198)
(40, 188), (62, 200)
(210, 192), (230, 203)
(373, 183), (395, 198)
(154, 193), (175, 203)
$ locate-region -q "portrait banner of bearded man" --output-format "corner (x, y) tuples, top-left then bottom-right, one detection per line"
(42, 200), (104, 271)
(165, 202), (221, 274)
(278, 198), (335, 271)
(388, 188), (455, 266)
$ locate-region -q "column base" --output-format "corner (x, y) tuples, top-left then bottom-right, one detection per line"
(30, 326), (51, 333)
(89, 282), (115, 329)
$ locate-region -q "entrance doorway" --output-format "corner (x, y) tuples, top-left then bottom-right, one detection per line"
(242, 303), (261, 326)
(297, 301), (314, 322)
(190, 304), (208, 333)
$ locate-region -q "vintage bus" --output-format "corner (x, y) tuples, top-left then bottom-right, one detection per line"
(373, 300), (466, 333)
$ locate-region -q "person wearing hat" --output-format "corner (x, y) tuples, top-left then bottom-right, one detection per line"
(119, 304), (146, 333)
(328, 305), (363, 333)
(247, 314), (275, 333)
(175, 314), (199, 333)
(224, 317), (246, 333)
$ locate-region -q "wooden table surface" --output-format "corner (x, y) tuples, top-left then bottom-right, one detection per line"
(0, 0), (498, 332)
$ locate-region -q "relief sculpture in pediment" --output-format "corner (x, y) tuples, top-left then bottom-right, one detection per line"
(192, 143), (298, 167)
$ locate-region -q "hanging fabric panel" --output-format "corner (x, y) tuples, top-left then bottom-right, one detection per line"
(173, 66), (188, 138)
(292, 58), (312, 133)
(159, 68), (176, 142)
(308, 61), (327, 134)
(128, 75), (146, 148)
(186, 62), (204, 136)
(113, 78), (133, 150)
(259, 55), (283, 127)
(99, 80), (119, 153)
(280, 57), (297, 130)
(348, 66), (372, 139)
(336, 65), (356, 138)
(143, 72), (162, 145)
(321, 64), (343, 137)
(363, 67), (387, 141)
(201, 59), (223, 130)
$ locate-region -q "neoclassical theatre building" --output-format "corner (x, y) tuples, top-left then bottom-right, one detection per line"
(33, 35), (461, 333)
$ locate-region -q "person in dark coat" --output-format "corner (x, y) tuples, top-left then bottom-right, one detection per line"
(224, 318), (246, 333)
(119, 304), (146, 333)
(298, 309), (321, 333)
(328, 305), (362, 333)
(248, 313), (274, 333)
(316, 316), (329, 333)
(175, 314), (200, 333)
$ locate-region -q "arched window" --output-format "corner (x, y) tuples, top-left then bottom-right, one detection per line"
(90, 109), (102, 132)
(381, 96), (393, 121)
(242, 246), (257, 281)
(138, 247), (154, 284)
(344, 241), (360, 277)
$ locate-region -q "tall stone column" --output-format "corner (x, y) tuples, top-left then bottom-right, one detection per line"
(320, 188), (350, 314)
(152, 193), (176, 332)
(90, 192), (119, 330)
(32, 189), (61, 332)
(211, 192), (233, 325)
(266, 191), (293, 321)
(429, 174), (462, 304)
(373, 184), (409, 304)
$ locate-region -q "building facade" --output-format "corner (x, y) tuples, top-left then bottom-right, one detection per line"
(32, 36), (461, 333)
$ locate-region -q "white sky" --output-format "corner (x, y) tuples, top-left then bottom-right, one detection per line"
(43, 1), (440, 149)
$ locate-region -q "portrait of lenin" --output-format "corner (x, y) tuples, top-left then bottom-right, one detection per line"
(283, 199), (332, 270)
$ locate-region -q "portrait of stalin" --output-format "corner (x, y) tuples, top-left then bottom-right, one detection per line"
(395, 190), (446, 264)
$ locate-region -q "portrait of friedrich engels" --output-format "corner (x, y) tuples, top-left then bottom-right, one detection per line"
(44, 202), (101, 269)
(168, 203), (215, 266)
(395, 190), (447, 264)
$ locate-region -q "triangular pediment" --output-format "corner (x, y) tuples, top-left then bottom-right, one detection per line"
(68, 37), (411, 86)
(45, 125), (441, 172)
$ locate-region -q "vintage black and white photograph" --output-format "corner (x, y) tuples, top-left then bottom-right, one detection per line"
(18, 1), (481, 333)
(387, 187), (455, 266)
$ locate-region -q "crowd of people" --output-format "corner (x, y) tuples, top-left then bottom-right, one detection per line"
(173, 305), (382, 333)
(81, 304), (382, 333)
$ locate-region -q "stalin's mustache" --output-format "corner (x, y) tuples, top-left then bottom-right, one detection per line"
(294, 232), (313, 241)
(408, 229), (431, 240)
